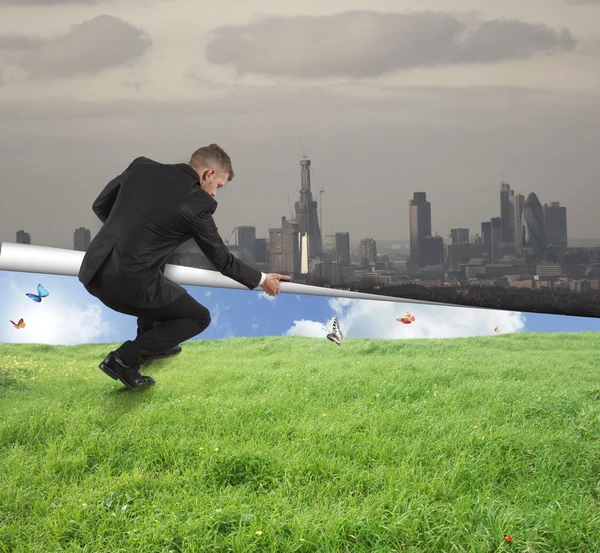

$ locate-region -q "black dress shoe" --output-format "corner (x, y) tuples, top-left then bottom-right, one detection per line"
(99, 351), (155, 390)
(140, 345), (182, 365)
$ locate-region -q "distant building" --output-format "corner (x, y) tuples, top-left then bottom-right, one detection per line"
(269, 216), (300, 275)
(254, 238), (268, 264)
(359, 238), (377, 266)
(335, 232), (351, 266)
(74, 227), (91, 251)
(268, 228), (283, 273)
(422, 236), (444, 265)
(500, 182), (515, 244)
(299, 232), (309, 274)
(450, 228), (470, 245)
(16, 230), (31, 244)
(543, 202), (568, 250)
(324, 233), (336, 254)
(522, 192), (548, 260)
(490, 217), (502, 262)
(235, 226), (256, 263)
(409, 192), (431, 266)
(513, 193), (525, 249)
(481, 221), (492, 258)
(294, 156), (322, 258)
(314, 261), (342, 285)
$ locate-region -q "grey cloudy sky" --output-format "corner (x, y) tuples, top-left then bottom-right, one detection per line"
(0, 0), (598, 249)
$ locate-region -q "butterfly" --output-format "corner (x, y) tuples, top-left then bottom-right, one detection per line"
(26, 284), (49, 303)
(494, 326), (501, 333)
(10, 318), (26, 329)
(322, 316), (344, 347)
(396, 312), (416, 325)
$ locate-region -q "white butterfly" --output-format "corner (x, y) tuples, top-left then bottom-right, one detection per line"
(322, 316), (344, 347)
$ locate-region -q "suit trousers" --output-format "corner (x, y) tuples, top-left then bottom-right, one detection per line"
(91, 291), (211, 367)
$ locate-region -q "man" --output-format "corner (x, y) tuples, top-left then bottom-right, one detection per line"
(79, 144), (291, 390)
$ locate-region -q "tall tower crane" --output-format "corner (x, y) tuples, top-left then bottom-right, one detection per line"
(299, 136), (308, 160)
(312, 167), (325, 233)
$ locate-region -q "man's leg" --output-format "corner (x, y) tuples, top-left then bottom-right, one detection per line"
(136, 317), (156, 337)
(109, 293), (211, 370)
(136, 318), (181, 363)
(136, 263), (182, 362)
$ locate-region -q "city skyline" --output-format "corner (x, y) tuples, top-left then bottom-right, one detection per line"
(2, 156), (595, 249)
(0, 1), (599, 249)
(9, 168), (592, 255)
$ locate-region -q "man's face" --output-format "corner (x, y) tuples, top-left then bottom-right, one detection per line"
(199, 168), (229, 198)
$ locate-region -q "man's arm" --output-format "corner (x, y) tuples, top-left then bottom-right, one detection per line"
(92, 157), (142, 223)
(93, 173), (122, 223)
(191, 211), (263, 290)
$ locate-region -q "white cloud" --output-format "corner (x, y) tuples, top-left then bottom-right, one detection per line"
(285, 298), (525, 340)
(207, 301), (235, 338)
(3, 276), (112, 345)
(257, 292), (277, 303)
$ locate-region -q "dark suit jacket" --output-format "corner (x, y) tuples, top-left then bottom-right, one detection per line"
(79, 157), (262, 308)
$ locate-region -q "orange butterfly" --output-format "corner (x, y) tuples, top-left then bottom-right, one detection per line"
(10, 318), (26, 329)
(396, 312), (416, 325)
(503, 534), (512, 543)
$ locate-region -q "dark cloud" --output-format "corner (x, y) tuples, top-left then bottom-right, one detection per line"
(0, 35), (44, 50)
(184, 67), (229, 90)
(0, 15), (151, 79)
(205, 10), (577, 78)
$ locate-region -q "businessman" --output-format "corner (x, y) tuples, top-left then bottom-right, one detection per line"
(79, 144), (290, 390)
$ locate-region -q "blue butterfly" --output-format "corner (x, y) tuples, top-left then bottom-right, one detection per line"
(26, 284), (49, 303)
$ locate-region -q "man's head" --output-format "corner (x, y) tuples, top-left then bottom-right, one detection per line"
(188, 143), (234, 198)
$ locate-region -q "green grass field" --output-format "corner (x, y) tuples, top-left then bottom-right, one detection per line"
(1, 333), (599, 553)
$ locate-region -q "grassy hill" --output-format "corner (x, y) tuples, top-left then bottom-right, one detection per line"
(1, 333), (599, 553)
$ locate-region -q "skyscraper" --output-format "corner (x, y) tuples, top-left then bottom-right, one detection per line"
(235, 226), (256, 263)
(294, 156), (322, 259)
(450, 228), (470, 244)
(409, 192), (432, 266)
(513, 193), (525, 249)
(500, 182), (515, 244)
(422, 236), (444, 265)
(522, 193), (548, 259)
(324, 233), (336, 254)
(481, 221), (492, 258)
(254, 238), (268, 264)
(74, 227), (91, 251)
(490, 217), (502, 261)
(16, 230), (31, 244)
(281, 216), (300, 275)
(359, 238), (377, 266)
(543, 202), (568, 250)
(268, 229), (283, 273)
(299, 232), (309, 274)
(335, 232), (351, 266)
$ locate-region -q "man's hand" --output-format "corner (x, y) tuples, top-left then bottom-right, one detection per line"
(260, 273), (291, 296)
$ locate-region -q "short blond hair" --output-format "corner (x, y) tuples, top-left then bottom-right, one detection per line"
(189, 143), (234, 181)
